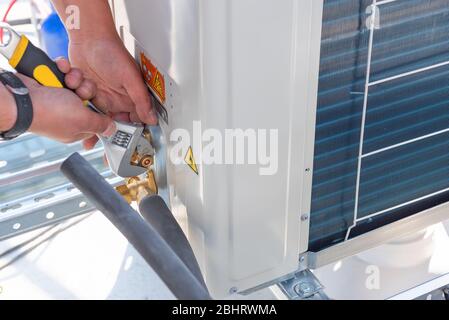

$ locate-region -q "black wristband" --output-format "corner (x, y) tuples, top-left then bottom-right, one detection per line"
(0, 70), (33, 141)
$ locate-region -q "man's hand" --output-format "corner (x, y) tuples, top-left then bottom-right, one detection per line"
(51, 0), (156, 126)
(0, 59), (116, 143)
(69, 36), (157, 125)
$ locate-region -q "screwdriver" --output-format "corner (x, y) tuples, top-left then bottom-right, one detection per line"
(0, 23), (153, 178)
(0, 22), (102, 113)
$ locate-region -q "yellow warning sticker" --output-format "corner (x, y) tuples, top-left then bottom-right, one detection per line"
(152, 72), (165, 101)
(184, 146), (198, 175)
(140, 52), (166, 103)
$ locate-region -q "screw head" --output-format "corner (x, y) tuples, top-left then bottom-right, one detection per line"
(301, 214), (309, 222)
(294, 281), (314, 297)
(229, 287), (238, 294)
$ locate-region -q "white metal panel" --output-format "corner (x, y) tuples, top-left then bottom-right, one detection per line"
(112, 0), (323, 297)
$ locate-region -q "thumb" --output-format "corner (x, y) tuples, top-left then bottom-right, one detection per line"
(81, 111), (116, 137)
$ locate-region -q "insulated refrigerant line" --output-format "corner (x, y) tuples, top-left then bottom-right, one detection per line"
(61, 152), (211, 300)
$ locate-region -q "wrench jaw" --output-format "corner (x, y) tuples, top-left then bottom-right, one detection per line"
(114, 126), (161, 204)
(0, 23), (21, 60)
(102, 121), (155, 178)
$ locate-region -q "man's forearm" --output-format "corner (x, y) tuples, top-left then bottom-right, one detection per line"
(51, 0), (118, 43)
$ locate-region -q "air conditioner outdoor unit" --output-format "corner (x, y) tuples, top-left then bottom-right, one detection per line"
(2, 0), (449, 300)
(110, 0), (449, 298)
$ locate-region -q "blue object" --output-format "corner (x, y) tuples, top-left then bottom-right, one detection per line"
(40, 12), (69, 60)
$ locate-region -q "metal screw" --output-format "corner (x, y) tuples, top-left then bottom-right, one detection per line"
(229, 287), (238, 294)
(301, 214), (309, 222)
(294, 281), (314, 297)
(305, 168), (311, 172)
(299, 256), (305, 263)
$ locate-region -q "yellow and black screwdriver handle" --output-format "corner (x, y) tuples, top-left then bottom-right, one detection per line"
(0, 24), (156, 178)
(10, 36), (65, 88)
(0, 23), (102, 113)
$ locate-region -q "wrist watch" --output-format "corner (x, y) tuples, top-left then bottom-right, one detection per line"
(0, 69), (33, 141)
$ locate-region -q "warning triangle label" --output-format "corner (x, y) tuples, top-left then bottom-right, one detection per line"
(152, 72), (166, 103)
(184, 146), (199, 175)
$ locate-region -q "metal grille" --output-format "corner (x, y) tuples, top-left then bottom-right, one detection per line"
(310, 0), (449, 251)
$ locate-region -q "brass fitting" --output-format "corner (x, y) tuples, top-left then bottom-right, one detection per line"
(130, 129), (154, 169)
(117, 128), (158, 204)
(116, 170), (158, 204)
(130, 152), (154, 169)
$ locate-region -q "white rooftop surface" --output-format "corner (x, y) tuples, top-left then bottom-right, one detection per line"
(0, 213), (175, 299)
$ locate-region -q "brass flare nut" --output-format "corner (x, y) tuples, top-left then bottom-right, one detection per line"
(116, 170), (158, 204)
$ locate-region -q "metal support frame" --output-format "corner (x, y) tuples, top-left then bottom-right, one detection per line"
(0, 134), (123, 241)
(0, 128), (169, 241)
(0, 177), (123, 241)
(0, 128), (168, 243)
(277, 270), (329, 300)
